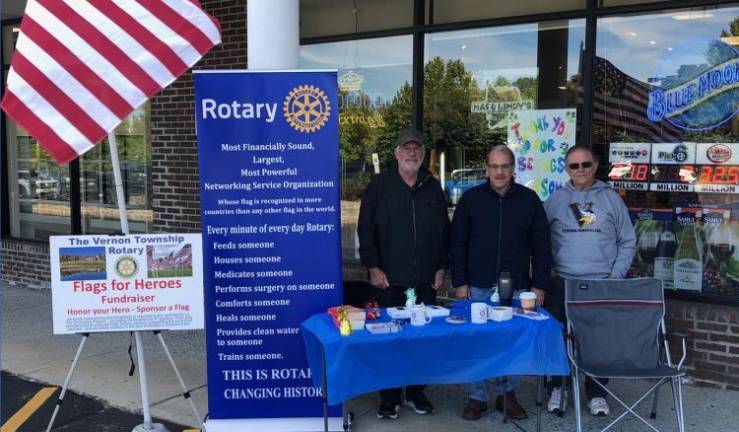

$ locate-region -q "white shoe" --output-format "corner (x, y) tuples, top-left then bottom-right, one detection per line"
(547, 387), (568, 413)
(588, 397), (610, 416)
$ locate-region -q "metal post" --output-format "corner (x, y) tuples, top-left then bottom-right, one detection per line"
(536, 376), (543, 432)
(46, 334), (89, 432)
(134, 331), (154, 429)
(108, 133), (168, 432)
(322, 347), (329, 432)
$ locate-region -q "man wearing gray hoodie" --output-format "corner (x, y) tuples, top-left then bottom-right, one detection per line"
(543, 145), (636, 417)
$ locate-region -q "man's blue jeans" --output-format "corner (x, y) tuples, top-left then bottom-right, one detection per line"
(468, 286), (520, 402)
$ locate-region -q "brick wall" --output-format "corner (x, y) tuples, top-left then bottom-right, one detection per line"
(151, 0), (246, 233)
(0, 239), (50, 288)
(666, 299), (739, 390)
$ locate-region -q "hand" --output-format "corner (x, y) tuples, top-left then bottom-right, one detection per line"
(369, 267), (389, 289)
(455, 284), (469, 299)
(433, 269), (446, 290)
(531, 287), (546, 306)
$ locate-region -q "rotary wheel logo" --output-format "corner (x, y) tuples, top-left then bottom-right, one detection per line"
(115, 256), (138, 279)
(283, 85), (331, 133)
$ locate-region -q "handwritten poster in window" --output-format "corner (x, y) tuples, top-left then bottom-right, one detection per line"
(507, 109), (577, 200)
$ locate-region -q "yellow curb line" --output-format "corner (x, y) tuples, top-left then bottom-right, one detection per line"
(1, 387), (58, 432)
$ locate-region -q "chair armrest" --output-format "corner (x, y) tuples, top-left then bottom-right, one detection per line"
(565, 333), (580, 367)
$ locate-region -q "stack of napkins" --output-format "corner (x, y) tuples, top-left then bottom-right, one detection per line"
(365, 322), (401, 334)
(328, 305), (366, 330)
(512, 308), (549, 321)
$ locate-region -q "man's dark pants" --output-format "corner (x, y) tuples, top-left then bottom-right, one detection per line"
(375, 283), (436, 405)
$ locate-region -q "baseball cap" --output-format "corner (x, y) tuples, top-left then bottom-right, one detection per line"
(395, 128), (424, 148)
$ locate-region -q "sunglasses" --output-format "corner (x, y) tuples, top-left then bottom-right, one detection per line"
(568, 161), (594, 170)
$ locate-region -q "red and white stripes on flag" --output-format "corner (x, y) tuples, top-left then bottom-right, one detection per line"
(1, 0), (221, 164)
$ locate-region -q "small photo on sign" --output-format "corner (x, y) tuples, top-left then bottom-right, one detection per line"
(59, 247), (107, 281)
(147, 244), (193, 278)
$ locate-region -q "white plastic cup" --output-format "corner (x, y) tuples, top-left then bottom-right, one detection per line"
(520, 291), (537, 311)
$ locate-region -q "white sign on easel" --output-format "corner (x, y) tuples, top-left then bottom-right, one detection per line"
(49, 233), (204, 335)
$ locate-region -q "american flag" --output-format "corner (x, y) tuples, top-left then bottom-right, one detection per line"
(592, 55), (684, 143)
(1, 0), (221, 164)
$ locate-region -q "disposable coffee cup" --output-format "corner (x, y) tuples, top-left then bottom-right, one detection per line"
(520, 291), (537, 311)
(471, 302), (488, 324)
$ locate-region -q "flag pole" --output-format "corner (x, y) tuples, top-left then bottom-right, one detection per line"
(108, 132), (168, 432)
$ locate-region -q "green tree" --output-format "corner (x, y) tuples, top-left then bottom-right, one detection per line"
(377, 82), (413, 164)
(423, 57), (489, 171)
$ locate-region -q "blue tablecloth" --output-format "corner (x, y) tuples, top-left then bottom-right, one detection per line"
(301, 301), (570, 405)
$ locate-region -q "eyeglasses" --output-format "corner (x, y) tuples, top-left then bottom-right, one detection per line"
(487, 163), (513, 171)
(567, 161), (594, 170)
(399, 145), (423, 153)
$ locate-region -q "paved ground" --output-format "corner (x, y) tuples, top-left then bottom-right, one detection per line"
(3, 283), (738, 431)
(1, 371), (188, 431)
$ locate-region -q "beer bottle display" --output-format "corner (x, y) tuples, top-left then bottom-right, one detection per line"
(653, 221), (676, 289)
(673, 221), (703, 291)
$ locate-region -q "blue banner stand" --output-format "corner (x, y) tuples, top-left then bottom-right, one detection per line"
(195, 70), (343, 432)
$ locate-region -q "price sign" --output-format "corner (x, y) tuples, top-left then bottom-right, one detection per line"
(649, 164), (696, 192)
(608, 143), (651, 191)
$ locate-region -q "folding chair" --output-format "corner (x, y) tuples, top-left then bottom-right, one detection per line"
(564, 277), (686, 432)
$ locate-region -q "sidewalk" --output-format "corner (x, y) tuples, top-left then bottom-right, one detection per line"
(3, 283), (738, 431)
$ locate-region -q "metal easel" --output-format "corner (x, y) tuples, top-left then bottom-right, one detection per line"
(46, 133), (202, 432)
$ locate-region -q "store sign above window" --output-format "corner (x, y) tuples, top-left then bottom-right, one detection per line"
(647, 38), (739, 131)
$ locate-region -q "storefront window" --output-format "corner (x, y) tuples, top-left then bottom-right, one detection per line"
(595, 6), (739, 298)
(300, 0), (413, 38)
(7, 123), (72, 241)
(299, 36), (413, 261)
(424, 20), (585, 203)
(80, 105), (152, 234)
(1, 25), (69, 241)
(431, 0), (585, 25)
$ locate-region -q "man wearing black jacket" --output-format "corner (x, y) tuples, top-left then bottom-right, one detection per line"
(358, 128), (449, 420)
(451, 144), (551, 421)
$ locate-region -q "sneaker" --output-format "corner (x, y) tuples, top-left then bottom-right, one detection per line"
(377, 402), (400, 419)
(588, 397), (610, 416)
(547, 387), (568, 414)
(404, 393), (434, 414)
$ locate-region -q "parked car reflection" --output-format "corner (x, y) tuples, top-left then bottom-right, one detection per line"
(445, 168), (487, 205)
(18, 170), (59, 199)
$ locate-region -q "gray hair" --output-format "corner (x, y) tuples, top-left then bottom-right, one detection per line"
(486, 144), (515, 165)
(565, 145), (598, 163)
